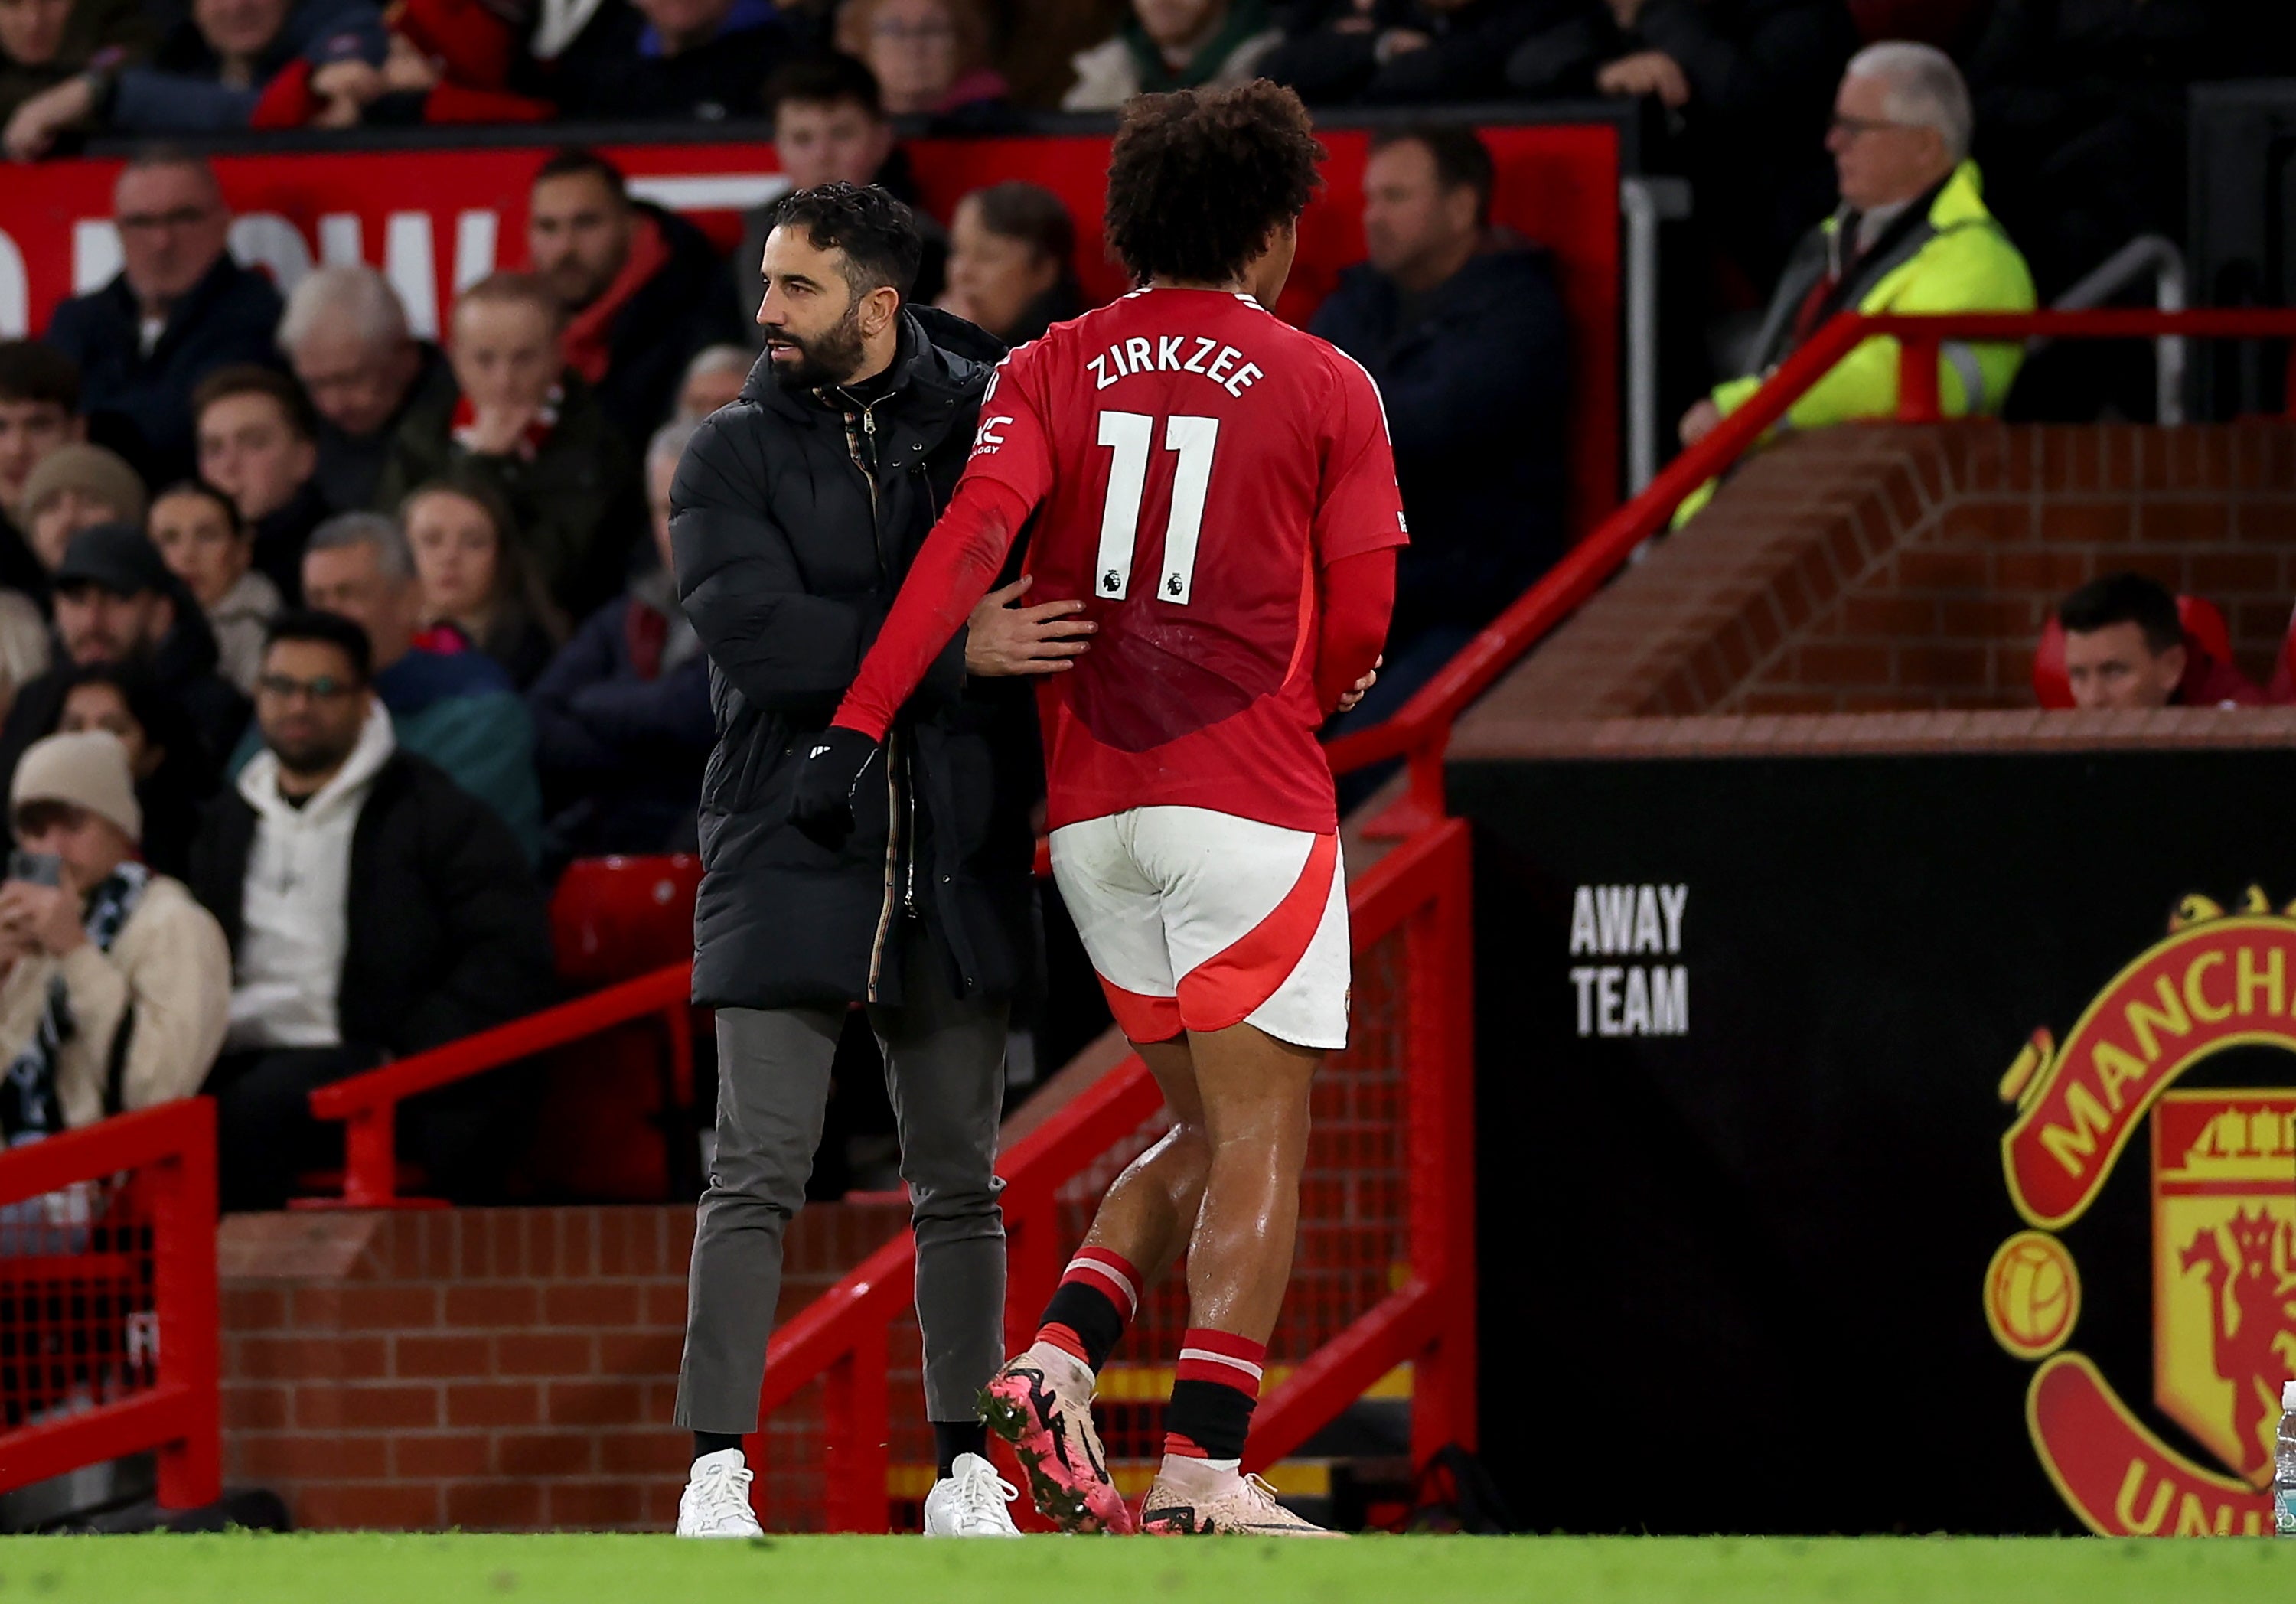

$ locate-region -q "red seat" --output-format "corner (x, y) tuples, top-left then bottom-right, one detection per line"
(551, 853), (703, 986)
(2033, 595), (2236, 709)
(2268, 604), (2296, 704)
(523, 856), (705, 1203)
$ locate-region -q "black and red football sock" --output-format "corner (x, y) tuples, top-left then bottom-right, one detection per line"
(1161, 1328), (1266, 1466)
(1034, 1245), (1140, 1373)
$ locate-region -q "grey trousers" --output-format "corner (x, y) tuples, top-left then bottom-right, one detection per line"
(675, 936), (1008, 1433)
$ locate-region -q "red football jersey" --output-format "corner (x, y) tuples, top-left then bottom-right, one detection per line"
(967, 286), (1407, 834)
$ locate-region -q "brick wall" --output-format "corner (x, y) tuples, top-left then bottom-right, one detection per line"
(1484, 422), (2296, 722)
(218, 1203), (905, 1531)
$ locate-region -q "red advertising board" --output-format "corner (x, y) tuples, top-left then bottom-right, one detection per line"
(0, 122), (1619, 525)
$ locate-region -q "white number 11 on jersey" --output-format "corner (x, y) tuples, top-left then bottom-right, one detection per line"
(1094, 410), (1219, 605)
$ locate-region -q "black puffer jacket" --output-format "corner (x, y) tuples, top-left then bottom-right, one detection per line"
(670, 308), (1039, 1013)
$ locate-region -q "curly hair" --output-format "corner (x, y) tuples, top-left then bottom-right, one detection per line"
(1103, 82), (1326, 286)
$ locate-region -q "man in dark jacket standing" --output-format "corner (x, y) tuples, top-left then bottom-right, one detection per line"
(667, 182), (1080, 1539)
(187, 609), (556, 1211)
(1312, 124), (1567, 728)
(41, 151), (283, 485)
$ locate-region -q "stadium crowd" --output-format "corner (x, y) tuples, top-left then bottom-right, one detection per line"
(0, 0), (2285, 1204)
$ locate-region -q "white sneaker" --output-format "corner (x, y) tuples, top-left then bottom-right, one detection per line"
(677, 1447), (764, 1537)
(922, 1452), (1023, 1537)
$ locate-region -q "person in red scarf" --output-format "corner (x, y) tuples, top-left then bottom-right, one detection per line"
(373, 272), (641, 624)
(525, 148), (748, 448)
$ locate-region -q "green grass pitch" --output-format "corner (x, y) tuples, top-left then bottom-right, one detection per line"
(0, 1534), (2288, 1602)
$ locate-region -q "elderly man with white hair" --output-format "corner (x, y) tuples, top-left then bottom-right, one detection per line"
(1679, 41), (2035, 458)
(276, 266), (454, 513)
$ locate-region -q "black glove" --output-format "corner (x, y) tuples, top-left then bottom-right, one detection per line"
(788, 727), (881, 853)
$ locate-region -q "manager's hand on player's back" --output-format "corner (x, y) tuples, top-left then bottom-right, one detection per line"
(965, 575), (1096, 676)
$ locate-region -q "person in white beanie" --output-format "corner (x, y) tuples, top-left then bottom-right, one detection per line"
(0, 729), (230, 1143)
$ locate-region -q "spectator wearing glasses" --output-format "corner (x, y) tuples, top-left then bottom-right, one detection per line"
(1675, 42), (2033, 517)
(276, 266), (455, 516)
(189, 609), (556, 1211)
(38, 151), (284, 485)
(838, 0), (1009, 127)
(295, 511), (544, 862)
(0, 341), (86, 597)
(0, 731), (230, 1146)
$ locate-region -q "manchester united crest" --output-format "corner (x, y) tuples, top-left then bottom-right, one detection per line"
(1984, 889), (2296, 1537)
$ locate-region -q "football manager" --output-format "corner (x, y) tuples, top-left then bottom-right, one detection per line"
(664, 181), (1090, 1539)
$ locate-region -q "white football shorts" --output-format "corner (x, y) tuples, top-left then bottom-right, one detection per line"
(1047, 804), (1350, 1051)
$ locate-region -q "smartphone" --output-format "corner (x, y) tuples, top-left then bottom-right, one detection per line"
(6, 850), (61, 887)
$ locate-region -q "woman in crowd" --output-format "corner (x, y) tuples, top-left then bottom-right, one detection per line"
(837, 0), (1007, 123)
(148, 478), (279, 697)
(51, 662), (218, 878)
(403, 477), (566, 689)
(940, 181), (1082, 347)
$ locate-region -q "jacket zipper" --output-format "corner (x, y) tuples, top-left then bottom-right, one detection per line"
(843, 396), (913, 1002)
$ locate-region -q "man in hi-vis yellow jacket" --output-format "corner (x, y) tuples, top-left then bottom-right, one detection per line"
(1676, 41), (2034, 521)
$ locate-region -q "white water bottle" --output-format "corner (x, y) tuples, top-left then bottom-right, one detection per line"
(2278, 1379), (2296, 1537)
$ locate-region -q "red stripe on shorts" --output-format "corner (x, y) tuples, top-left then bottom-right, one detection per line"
(1174, 831), (1338, 1035)
(1097, 974), (1183, 1044)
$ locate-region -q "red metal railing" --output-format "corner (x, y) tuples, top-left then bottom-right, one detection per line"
(1325, 306), (2296, 837)
(748, 817), (1476, 1529)
(0, 1098), (219, 1511)
(303, 965), (693, 1208)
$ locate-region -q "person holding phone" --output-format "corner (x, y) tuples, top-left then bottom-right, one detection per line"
(0, 729), (229, 1146)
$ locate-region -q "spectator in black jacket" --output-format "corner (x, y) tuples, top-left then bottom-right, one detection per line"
(40, 152), (283, 485)
(1507, 0), (1854, 286)
(50, 660), (220, 878)
(276, 266), (455, 514)
(1312, 125), (1567, 725)
(0, 522), (250, 788)
(525, 148), (747, 449)
(547, 0), (791, 121)
(1263, 0), (1573, 103)
(188, 608), (556, 1211)
(530, 416), (713, 860)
